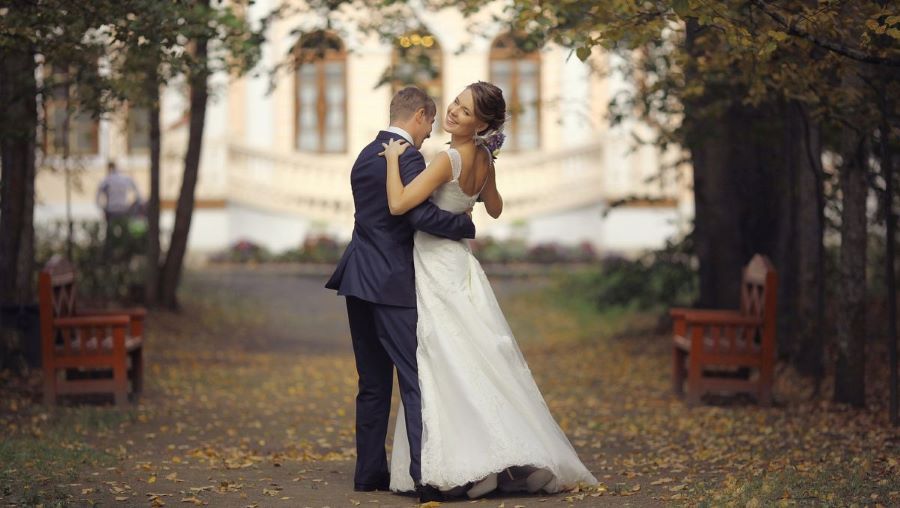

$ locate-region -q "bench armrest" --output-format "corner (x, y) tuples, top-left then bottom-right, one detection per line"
(76, 307), (145, 338)
(671, 308), (741, 319)
(54, 315), (130, 327)
(682, 311), (762, 327)
(78, 307), (147, 319)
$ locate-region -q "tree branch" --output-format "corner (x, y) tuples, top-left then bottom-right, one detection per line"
(750, 0), (900, 68)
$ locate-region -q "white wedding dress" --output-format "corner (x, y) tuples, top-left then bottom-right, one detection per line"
(390, 148), (597, 495)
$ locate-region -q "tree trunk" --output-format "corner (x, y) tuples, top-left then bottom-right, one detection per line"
(144, 71), (162, 307)
(879, 120), (897, 424)
(684, 19), (744, 309)
(158, 15), (210, 310)
(15, 152), (35, 305)
(0, 46), (37, 307)
(834, 129), (868, 407)
(684, 22), (824, 379)
(791, 102), (825, 381)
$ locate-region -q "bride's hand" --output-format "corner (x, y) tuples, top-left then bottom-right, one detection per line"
(379, 138), (409, 158)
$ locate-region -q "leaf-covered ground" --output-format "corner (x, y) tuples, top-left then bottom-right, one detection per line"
(1, 267), (898, 507)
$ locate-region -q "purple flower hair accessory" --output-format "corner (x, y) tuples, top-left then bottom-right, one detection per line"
(476, 130), (506, 159)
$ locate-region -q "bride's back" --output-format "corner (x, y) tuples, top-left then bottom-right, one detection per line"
(429, 146), (491, 214)
(455, 143), (491, 196)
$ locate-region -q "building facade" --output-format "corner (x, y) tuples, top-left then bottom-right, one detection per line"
(33, 1), (692, 255)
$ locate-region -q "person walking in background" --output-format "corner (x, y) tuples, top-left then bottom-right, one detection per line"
(96, 161), (143, 220)
(96, 160), (143, 260)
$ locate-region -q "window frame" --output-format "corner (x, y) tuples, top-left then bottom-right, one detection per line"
(125, 102), (151, 155)
(42, 66), (100, 156)
(489, 33), (542, 152)
(293, 31), (348, 154)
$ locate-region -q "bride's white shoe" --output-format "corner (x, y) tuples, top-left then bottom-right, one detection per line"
(466, 473), (498, 498)
(497, 466), (556, 494)
(525, 468), (554, 493)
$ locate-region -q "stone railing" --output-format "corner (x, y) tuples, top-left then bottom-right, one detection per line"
(226, 141), (606, 224)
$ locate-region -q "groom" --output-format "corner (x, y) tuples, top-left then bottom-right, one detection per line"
(326, 87), (475, 501)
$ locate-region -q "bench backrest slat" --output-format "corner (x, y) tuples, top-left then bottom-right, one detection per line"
(39, 256), (79, 357)
(739, 254), (778, 355)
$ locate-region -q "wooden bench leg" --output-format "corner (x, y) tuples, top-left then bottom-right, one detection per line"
(113, 355), (129, 406)
(672, 346), (686, 396)
(686, 352), (703, 407)
(130, 348), (144, 396)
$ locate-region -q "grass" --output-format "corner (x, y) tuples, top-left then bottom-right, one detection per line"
(0, 403), (129, 506)
(503, 268), (667, 346)
(694, 460), (900, 507)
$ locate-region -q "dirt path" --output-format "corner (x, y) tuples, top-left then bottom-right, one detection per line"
(3, 267), (898, 507)
(44, 269), (651, 507)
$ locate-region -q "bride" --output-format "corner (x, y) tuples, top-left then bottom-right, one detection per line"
(380, 81), (597, 499)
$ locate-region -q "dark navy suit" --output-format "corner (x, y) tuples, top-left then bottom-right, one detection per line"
(326, 130), (475, 489)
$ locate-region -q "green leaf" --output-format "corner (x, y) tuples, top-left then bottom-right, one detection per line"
(576, 46), (591, 62)
(672, 0), (690, 17)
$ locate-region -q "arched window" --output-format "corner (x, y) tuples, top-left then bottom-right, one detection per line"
(126, 104), (150, 154)
(43, 66), (99, 156)
(489, 33), (541, 151)
(386, 31), (443, 131)
(294, 31), (347, 153)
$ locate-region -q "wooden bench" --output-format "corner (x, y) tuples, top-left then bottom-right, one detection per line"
(670, 254), (778, 406)
(39, 256), (145, 405)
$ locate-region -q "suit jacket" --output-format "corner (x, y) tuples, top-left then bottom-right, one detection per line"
(326, 131), (476, 307)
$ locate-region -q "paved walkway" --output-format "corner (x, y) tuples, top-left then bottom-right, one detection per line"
(66, 269), (647, 507)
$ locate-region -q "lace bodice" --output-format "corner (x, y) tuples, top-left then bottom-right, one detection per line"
(428, 148), (483, 214)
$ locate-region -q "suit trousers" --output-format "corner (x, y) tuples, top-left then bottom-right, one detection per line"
(345, 296), (422, 487)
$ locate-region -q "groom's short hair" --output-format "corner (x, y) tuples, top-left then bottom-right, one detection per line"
(390, 86), (436, 122)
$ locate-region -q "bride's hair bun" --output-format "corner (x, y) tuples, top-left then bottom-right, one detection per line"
(468, 81), (506, 136)
(468, 81), (507, 159)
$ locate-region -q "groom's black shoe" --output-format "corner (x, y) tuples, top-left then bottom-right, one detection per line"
(354, 480), (390, 492)
(417, 484), (444, 503)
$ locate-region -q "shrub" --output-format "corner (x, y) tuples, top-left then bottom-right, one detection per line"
(470, 237), (529, 264)
(209, 239), (271, 264)
(562, 235), (698, 312)
(470, 238), (596, 264)
(273, 235), (346, 263)
(35, 219), (147, 305)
